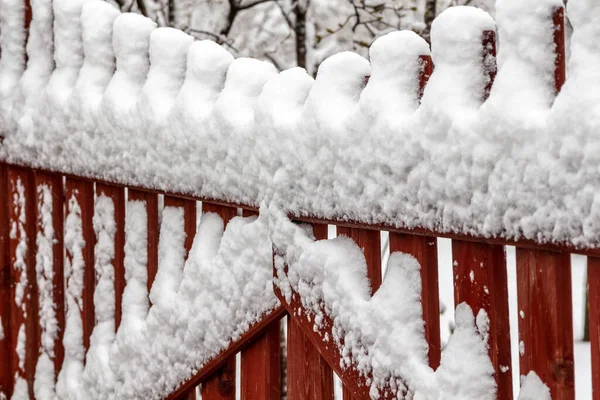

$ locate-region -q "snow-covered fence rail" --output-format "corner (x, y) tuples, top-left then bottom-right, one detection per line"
(0, 0), (599, 399)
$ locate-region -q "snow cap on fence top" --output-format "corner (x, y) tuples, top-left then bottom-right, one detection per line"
(112, 13), (157, 80)
(360, 31), (429, 119)
(492, 0), (563, 111)
(80, 1), (120, 66)
(305, 51), (370, 129)
(257, 67), (314, 127)
(186, 40), (234, 87)
(141, 27), (194, 123)
(53, 0), (88, 69)
(216, 58), (278, 127)
(431, 6), (495, 65)
(177, 40), (234, 121)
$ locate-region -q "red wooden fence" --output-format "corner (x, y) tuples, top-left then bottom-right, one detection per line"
(0, 4), (598, 400)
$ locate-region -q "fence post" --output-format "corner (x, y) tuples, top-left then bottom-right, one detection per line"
(238, 209), (281, 400)
(389, 53), (442, 371)
(452, 241), (512, 398)
(336, 225), (381, 400)
(200, 203), (238, 400)
(516, 8), (575, 400)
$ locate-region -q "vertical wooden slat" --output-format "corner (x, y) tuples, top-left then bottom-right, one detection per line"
(8, 167), (37, 398)
(587, 258), (600, 400)
(389, 234), (441, 369)
(0, 164), (12, 398)
(96, 184), (125, 330)
(516, 8), (573, 400)
(287, 222), (334, 400)
(64, 179), (95, 353)
(34, 172), (65, 376)
(128, 190), (159, 296)
(337, 226), (381, 400)
(201, 202), (237, 400)
(239, 208), (281, 400)
(517, 249), (574, 399)
(241, 320), (281, 400)
(452, 241), (512, 399)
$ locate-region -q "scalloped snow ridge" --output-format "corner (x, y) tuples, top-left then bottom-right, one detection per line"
(2, 0), (600, 250)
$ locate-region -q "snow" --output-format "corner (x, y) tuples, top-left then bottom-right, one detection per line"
(56, 193), (87, 399)
(0, 0), (597, 397)
(517, 372), (551, 400)
(270, 205), (496, 399)
(82, 193), (119, 398)
(34, 184), (59, 400)
(2, 0), (597, 249)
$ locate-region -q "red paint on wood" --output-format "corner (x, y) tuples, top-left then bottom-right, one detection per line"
(96, 184), (126, 331)
(418, 55), (433, 100)
(65, 179), (95, 353)
(286, 222), (334, 400)
(201, 356), (236, 400)
(0, 164), (12, 397)
(8, 167), (38, 398)
(389, 233), (441, 369)
(166, 306), (286, 400)
(287, 315), (334, 400)
(240, 320), (280, 400)
(34, 172), (65, 375)
(553, 7), (566, 94)
(588, 258), (600, 400)
(201, 202), (239, 400)
(128, 190), (159, 296)
(516, 249), (574, 399)
(452, 241), (512, 399)
(276, 284), (391, 399)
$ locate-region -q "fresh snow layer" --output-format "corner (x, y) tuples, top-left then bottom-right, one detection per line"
(270, 205), (497, 399)
(1, 0), (600, 249)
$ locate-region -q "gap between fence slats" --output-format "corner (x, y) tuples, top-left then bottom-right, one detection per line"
(34, 172), (65, 377)
(587, 257), (600, 400)
(200, 203), (238, 400)
(451, 241), (512, 399)
(287, 222), (334, 400)
(8, 167), (37, 398)
(65, 179), (95, 353)
(128, 189), (159, 300)
(0, 163), (12, 397)
(389, 233), (441, 370)
(517, 249), (574, 399)
(96, 184), (126, 331)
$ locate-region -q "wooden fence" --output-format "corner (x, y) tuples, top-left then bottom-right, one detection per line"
(0, 2), (599, 400)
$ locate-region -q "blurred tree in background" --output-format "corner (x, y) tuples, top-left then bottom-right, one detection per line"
(107, 0), (494, 74)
